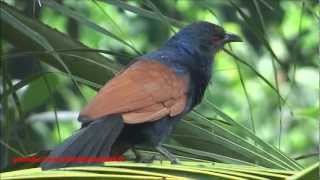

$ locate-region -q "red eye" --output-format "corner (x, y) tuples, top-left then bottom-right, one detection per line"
(212, 35), (222, 42)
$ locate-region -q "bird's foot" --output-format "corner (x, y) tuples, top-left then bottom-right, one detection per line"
(131, 145), (180, 164)
(135, 154), (159, 163)
(131, 147), (158, 163)
(155, 145), (180, 164)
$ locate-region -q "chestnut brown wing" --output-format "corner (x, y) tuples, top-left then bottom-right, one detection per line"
(79, 60), (189, 124)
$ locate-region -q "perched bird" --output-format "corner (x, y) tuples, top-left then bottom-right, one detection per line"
(41, 21), (241, 170)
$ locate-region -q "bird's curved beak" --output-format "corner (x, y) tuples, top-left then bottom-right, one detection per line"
(224, 33), (242, 43)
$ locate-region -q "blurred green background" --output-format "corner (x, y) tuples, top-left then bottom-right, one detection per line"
(1, 0), (319, 171)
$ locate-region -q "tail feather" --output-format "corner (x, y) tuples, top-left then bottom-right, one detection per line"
(95, 125), (119, 157)
(41, 115), (124, 170)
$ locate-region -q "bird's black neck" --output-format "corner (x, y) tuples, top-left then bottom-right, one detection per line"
(171, 45), (213, 108)
(186, 51), (213, 108)
(141, 45), (213, 109)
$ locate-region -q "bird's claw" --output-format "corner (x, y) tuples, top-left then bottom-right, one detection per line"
(135, 154), (158, 163)
(170, 158), (180, 164)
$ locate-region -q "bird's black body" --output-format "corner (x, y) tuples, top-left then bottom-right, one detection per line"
(110, 31), (215, 156)
(41, 21), (241, 170)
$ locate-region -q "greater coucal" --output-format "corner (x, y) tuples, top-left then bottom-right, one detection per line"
(41, 21), (241, 170)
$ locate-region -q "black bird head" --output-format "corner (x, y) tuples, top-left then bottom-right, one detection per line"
(166, 21), (242, 56)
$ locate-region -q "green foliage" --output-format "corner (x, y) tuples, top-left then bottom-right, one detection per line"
(0, 162), (319, 179)
(0, 0), (318, 178)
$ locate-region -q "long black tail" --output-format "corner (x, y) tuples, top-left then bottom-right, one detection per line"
(41, 115), (124, 170)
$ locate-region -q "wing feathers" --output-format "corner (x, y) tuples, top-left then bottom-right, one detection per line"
(80, 60), (189, 124)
